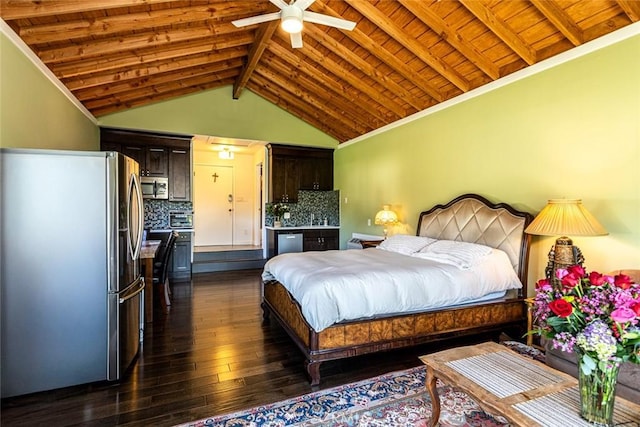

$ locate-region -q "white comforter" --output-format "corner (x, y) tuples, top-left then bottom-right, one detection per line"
(262, 248), (522, 332)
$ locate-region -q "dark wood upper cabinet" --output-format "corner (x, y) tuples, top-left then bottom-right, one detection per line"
(169, 148), (191, 202)
(268, 144), (333, 203)
(100, 127), (191, 200)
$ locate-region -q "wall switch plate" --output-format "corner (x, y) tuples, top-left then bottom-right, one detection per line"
(367, 219), (371, 226)
(283, 212), (290, 219)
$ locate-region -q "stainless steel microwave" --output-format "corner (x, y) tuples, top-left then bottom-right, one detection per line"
(140, 176), (168, 199)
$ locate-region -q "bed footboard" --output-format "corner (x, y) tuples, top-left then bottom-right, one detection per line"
(262, 280), (526, 386)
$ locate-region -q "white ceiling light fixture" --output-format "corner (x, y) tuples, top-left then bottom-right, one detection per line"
(280, 5), (303, 33)
(232, 0), (356, 49)
(219, 147), (234, 160)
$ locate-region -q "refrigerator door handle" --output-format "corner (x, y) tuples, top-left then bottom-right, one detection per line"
(119, 278), (145, 304)
(129, 173), (144, 261)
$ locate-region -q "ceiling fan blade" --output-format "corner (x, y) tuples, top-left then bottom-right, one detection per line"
(294, 0), (315, 11)
(269, 0), (289, 10)
(232, 11), (281, 28)
(290, 32), (303, 48)
(303, 11), (356, 31)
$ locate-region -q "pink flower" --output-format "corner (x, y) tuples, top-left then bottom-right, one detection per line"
(556, 268), (569, 279)
(611, 307), (637, 323)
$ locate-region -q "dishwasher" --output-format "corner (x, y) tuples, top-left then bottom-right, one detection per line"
(277, 233), (303, 254)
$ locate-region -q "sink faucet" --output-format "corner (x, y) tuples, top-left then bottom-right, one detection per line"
(310, 213), (314, 226)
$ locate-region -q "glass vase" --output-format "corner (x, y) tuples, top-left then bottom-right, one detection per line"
(576, 351), (620, 427)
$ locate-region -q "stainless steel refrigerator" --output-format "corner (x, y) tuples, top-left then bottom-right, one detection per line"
(0, 148), (145, 397)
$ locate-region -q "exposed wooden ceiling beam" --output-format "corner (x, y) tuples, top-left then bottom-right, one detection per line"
(398, 0), (499, 80)
(91, 78), (235, 117)
(347, 0), (470, 92)
(52, 39), (248, 80)
(305, 26), (432, 112)
(266, 43), (391, 124)
(248, 77), (354, 142)
(460, 0), (537, 65)
(85, 69), (240, 110)
(314, 0), (444, 103)
(38, 22), (247, 64)
(0, 0), (174, 20)
(74, 58), (245, 101)
(617, 0), (640, 21)
(272, 35), (408, 119)
(233, 21), (278, 100)
(530, 0), (583, 46)
(260, 50), (383, 130)
(16, 2), (261, 44)
(254, 65), (370, 135)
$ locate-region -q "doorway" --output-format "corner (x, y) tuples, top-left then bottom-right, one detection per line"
(193, 164), (233, 246)
(191, 136), (267, 250)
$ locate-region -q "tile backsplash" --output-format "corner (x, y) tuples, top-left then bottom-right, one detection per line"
(266, 190), (340, 227)
(144, 200), (193, 229)
(145, 190), (339, 230)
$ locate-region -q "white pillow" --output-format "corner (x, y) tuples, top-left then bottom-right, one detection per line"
(418, 239), (492, 256)
(377, 234), (436, 255)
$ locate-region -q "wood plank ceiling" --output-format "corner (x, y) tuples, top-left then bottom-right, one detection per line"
(2, 0), (639, 143)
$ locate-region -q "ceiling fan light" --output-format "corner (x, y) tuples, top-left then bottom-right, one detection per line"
(280, 6), (303, 33)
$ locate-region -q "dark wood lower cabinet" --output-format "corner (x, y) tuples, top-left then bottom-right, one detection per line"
(302, 229), (338, 252)
(169, 232), (191, 280)
(268, 228), (339, 258)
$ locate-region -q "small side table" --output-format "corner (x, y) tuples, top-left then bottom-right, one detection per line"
(524, 297), (542, 349)
(361, 239), (383, 248)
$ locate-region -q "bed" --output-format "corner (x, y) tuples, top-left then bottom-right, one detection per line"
(261, 193), (533, 385)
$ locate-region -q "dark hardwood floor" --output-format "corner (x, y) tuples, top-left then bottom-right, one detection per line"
(1, 269), (501, 426)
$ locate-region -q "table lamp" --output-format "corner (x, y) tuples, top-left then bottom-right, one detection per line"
(375, 205), (398, 239)
(524, 199), (607, 281)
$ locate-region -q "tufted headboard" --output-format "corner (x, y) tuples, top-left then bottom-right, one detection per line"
(416, 194), (533, 292)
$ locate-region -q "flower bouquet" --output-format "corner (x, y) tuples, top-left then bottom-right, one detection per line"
(266, 203), (290, 219)
(532, 265), (640, 425)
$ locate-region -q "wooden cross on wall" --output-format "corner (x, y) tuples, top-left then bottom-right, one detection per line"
(212, 173), (219, 182)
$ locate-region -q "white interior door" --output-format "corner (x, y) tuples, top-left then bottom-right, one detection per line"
(194, 164), (233, 246)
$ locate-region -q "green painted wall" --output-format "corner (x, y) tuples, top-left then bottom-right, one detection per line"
(0, 33), (98, 150)
(335, 33), (640, 291)
(98, 86), (338, 148)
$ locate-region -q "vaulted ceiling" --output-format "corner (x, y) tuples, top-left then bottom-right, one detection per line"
(2, 1), (638, 143)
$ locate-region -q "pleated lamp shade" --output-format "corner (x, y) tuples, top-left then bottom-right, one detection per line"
(524, 199), (608, 237)
(375, 205), (398, 225)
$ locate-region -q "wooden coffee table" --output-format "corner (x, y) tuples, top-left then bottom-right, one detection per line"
(420, 341), (640, 427)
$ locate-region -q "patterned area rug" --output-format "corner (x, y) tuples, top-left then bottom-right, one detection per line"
(176, 342), (543, 427)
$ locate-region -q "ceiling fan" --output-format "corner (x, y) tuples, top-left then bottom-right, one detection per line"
(232, 0), (356, 48)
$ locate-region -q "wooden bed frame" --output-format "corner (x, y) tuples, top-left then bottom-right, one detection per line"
(261, 194), (534, 385)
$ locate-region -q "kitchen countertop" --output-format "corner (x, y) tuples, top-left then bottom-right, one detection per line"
(150, 228), (194, 233)
(265, 226), (340, 230)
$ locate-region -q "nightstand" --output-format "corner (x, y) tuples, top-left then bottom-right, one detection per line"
(361, 240), (383, 249)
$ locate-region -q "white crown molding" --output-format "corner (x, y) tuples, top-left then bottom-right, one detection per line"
(1, 19), (97, 124)
(340, 20), (640, 149)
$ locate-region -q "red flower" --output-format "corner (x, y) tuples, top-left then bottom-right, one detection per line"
(589, 271), (607, 286)
(614, 274), (634, 290)
(549, 299), (573, 317)
(536, 278), (550, 289)
(567, 265), (585, 277)
(561, 272), (581, 289)
(631, 302), (640, 317)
